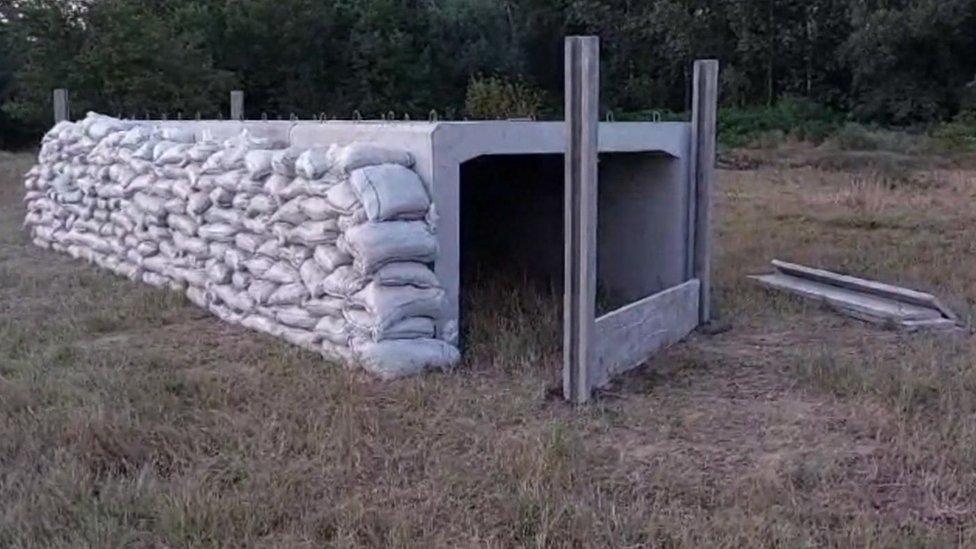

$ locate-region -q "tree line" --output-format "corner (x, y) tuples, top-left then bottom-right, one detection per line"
(1, 0), (975, 148)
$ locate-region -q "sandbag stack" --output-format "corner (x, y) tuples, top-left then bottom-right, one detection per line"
(22, 112), (459, 379)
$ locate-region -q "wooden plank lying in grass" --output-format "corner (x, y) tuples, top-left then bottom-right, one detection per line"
(753, 261), (960, 332)
(771, 259), (958, 321)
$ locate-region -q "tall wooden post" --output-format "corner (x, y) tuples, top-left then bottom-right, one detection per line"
(691, 60), (718, 324)
(563, 36), (600, 404)
(53, 89), (69, 123)
(230, 90), (244, 121)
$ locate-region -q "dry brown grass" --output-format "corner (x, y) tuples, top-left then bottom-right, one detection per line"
(2, 148), (976, 546)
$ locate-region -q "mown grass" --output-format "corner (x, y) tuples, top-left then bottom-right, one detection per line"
(2, 149), (976, 546)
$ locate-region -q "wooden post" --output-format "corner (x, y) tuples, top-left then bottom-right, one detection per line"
(53, 89), (69, 123)
(563, 36), (600, 404)
(230, 90), (244, 121)
(691, 60), (719, 324)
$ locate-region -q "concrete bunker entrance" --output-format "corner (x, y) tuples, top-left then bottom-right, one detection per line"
(459, 151), (689, 353)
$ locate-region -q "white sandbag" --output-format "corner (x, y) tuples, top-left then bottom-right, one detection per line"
(332, 143), (413, 172)
(223, 248), (248, 271)
(232, 192), (254, 212)
(231, 270), (251, 290)
(247, 280), (279, 305)
(151, 141), (180, 163)
(351, 338), (459, 380)
(230, 213), (261, 233)
(243, 255), (275, 277)
(373, 262), (440, 288)
(282, 220), (340, 246)
(324, 181), (360, 215)
(314, 315), (349, 345)
(167, 214), (198, 236)
(198, 223), (238, 243)
(263, 173), (291, 197)
(124, 174), (155, 198)
(162, 197), (186, 215)
(267, 282), (309, 306)
(275, 306), (318, 330)
(203, 207), (244, 227)
(235, 232), (265, 253)
(299, 259), (328, 297)
(271, 147), (302, 176)
(186, 192), (212, 215)
(206, 260), (232, 284)
(255, 238), (281, 258)
(295, 147), (332, 179)
(261, 261), (300, 284)
(348, 283), (444, 331)
(135, 240), (159, 257)
(344, 310), (435, 342)
(186, 286), (210, 308)
(246, 194), (276, 217)
(298, 196), (335, 221)
(313, 244), (352, 271)
(209, 302), (244, 324)
(133, 192), (167, 218)
(210, 284), (255, 312)
(271, 197), (309, 225)
(188, 141), (221, 163)
(241, 314), (283, 337)
(340, 221), (437, 274)
(305, 296), (345, 317)
(142, 271), (170, 288)
(349, 164), (429, 222)
(209, 187), (234, 208)
(160, 126), (196, 143)
(278, 244), (312, 268)
(322, 265), (367, 298)
(172, 232), (209, 257)
(120, 125), (153, 148)
(156, 143), (190, 165)
(171, 179), (193, 200)
(245, 150), (273, 180)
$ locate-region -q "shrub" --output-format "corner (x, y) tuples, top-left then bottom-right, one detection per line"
(464, 75), (544, 120)
(826, 123), (934, 155)
(930, 112), (976, 152)
(718, 97), (844, 148)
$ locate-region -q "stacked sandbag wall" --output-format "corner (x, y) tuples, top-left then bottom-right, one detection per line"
(22, 113), (459, 379)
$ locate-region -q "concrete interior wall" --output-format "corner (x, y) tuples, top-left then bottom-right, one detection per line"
(459, 151), (689, 323)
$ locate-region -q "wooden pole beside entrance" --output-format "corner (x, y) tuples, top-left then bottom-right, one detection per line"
(690, 60), (719, 324)
(53, 89), (69, 123)
(563, 36), (600, 404)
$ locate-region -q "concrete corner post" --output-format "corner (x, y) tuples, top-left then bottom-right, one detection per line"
(563, 36), (600, 404)
(53, 89), (69, 123)
(691, 60), (718, 324)
(230, 90), (244, 121)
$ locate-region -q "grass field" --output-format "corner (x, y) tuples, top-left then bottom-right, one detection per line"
(2, 148), (976, 546)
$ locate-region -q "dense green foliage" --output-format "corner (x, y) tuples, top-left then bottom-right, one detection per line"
(1, 0), (975, 146)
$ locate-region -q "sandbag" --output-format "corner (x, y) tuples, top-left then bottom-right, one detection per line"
(349, 164), (429, 222)
(313, 244), (352, 271)
(332, 143), (413, 172)
(373, 262), (440, 288)
(314, 315), (349, 345)
(344, 310), (435, 342)
(340, 221), (437, 274)
(351, 338), (459, 380)
(295, 147), (332, 179)
(348, 283), (444, 331)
